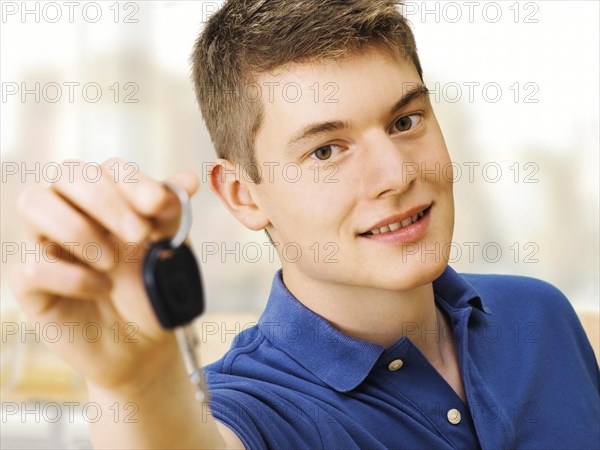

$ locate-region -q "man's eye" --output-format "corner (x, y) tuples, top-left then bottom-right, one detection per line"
(392, 114), (422, 133)
(310, 144), (342, 161)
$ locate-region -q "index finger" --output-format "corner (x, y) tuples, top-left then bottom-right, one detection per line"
(104, 158), (200, 220)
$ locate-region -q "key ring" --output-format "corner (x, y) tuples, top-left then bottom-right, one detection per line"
(163, 181), (192, 248)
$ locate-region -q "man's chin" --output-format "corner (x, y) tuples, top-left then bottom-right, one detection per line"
(355, 258), (449, 292)
(287, 246), (451, 292)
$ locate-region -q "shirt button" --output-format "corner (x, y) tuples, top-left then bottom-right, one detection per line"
(387, 359), (404, 371)
(447, 408), (462, 425)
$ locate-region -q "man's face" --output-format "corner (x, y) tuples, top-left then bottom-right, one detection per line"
(249, 45), (454, 292)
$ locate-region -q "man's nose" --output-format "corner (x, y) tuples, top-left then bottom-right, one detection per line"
(356, 132), (418, 200)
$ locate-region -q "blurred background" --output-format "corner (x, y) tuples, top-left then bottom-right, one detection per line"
(1, 1), (598, 448)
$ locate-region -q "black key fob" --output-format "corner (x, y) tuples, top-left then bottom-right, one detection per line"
(142, 239), (204, 329)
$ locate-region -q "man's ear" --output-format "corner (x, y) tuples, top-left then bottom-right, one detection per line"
(209, 159), (270, 231)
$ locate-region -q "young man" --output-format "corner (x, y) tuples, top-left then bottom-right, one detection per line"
(12, 0), (599, 449)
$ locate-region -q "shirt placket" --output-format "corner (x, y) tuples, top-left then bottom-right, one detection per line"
(376, 310), (482, 449)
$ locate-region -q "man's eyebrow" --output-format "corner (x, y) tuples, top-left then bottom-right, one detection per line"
(285, 85), (429, 150)
(390, 85), (429, 114)
(286, 120), (352, 149)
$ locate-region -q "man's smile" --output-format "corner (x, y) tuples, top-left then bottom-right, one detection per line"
(359, 203), (432, 242)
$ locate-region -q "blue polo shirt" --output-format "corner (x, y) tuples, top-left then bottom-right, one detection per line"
(203, 266), (600, 449)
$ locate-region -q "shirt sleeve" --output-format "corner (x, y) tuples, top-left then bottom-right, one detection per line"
(205, 372), (325, 450)
(208, 388), (268, 450)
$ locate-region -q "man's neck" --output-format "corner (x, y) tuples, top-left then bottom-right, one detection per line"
(281, 270), (451, 368)
(281, 269), (466, 402)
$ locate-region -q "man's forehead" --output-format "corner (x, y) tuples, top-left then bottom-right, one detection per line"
(249, 46), (425, 157)
(253, 45), (418, 85)
(251, 52), (423, 126)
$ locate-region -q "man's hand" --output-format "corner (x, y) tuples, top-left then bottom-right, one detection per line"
(10, 158), (244, 449)
(10, 157), (199, 391)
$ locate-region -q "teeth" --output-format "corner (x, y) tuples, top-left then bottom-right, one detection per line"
(365, 209), (427, 236)
(389, 222), (401, 231)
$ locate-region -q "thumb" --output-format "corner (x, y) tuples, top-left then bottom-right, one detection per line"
(165, 170), (200, 197)
(154, 170), (201, 228)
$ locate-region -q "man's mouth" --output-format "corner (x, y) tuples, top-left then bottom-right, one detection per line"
(359, 205), (432, 237)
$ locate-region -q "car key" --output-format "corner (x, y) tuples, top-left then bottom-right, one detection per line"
(142, 181), (207, 401)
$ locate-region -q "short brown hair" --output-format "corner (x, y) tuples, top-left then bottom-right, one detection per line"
(191, 0), (423, 183)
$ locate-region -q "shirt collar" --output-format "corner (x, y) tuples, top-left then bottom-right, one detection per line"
(433, 266), (492, 315)
(257, 265), (489, 392)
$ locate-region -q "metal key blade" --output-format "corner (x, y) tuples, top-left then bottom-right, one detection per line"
(175, 322), (208, 402)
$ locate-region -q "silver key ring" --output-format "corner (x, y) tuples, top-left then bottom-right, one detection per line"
(163, 181), (192, 249)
